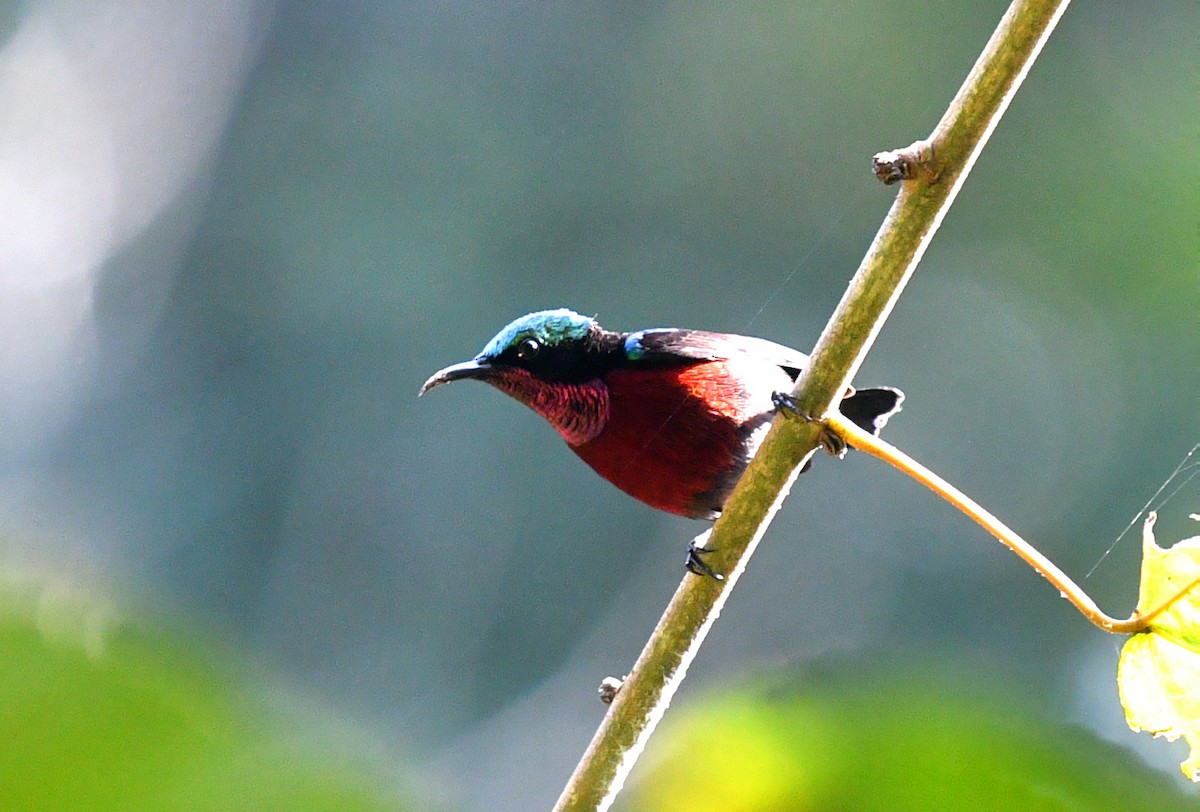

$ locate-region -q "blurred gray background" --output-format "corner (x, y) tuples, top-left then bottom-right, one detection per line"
(0, 1), (1197, 808)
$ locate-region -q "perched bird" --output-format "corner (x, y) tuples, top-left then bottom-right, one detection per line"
(420, 309), (903, 522)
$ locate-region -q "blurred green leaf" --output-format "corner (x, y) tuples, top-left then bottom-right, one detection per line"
(0, 578), (416, 812)
(620, 665), (1194, 811)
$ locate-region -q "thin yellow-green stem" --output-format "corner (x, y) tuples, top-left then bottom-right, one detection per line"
(553, 1), (1070, 809)
(825, 414), (1200, 635)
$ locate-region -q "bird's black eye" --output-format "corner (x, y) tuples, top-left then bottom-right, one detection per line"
(516, 337), (541, 361)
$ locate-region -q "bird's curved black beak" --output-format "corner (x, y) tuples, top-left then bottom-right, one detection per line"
(419, 358), (493, 396)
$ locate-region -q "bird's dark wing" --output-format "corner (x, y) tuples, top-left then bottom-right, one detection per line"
(624, 328), (809, 375)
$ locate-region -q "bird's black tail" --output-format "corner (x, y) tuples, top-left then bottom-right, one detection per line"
(840, 387), (904, 435)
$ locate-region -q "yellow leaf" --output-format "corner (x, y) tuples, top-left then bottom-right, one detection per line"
(1117, 512), (1200, 780)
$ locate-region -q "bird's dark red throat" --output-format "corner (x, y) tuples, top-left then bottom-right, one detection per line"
(420, 308), (903, 520)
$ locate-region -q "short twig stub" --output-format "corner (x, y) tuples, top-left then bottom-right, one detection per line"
(872, 140), (936, 185)
(598, 676), (625, 705)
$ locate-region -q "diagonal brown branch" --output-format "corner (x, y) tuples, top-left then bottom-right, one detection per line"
(553, 1), (1072, 809)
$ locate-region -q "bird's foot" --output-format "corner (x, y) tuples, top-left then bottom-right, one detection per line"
(771, 391), (848, 458)
(685, 536), (725, 581)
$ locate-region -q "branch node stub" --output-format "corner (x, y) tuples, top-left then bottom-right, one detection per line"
(872, 140), (936, 185)
(598, 675), (625, 704)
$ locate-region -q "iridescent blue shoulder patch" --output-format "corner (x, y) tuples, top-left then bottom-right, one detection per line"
(624, 332), (646, 361)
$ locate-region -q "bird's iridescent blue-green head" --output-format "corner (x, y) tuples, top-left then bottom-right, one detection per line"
(477, 309), (594, 359)
(418, 309), (598, 394)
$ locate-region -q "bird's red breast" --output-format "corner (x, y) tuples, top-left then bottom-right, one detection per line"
(571, 360), (779, 519)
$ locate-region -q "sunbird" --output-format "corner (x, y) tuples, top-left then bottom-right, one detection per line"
(420, 309), (902, 524)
